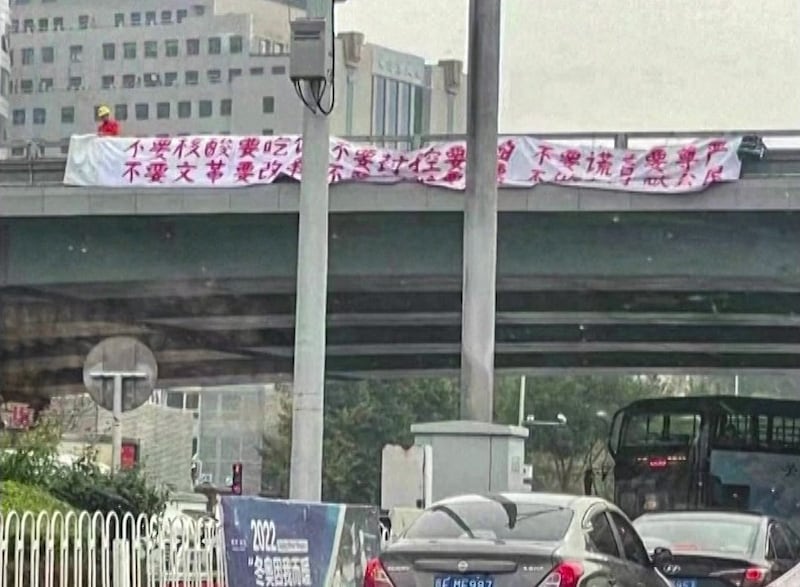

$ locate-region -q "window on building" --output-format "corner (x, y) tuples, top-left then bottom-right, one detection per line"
(185, 70), (199, 85)
(185, 393), (200, 410)
(199, 100), (212, 118)
(207, 69), (221, 84)
(161, 10), (173, 24)
(21, 48), (33, 65)
(68, 76), (82, 90)
(271, 65), (286, 75)
(229, 35), (243, 54)
(131, 12), (141, 27)
(135, 103), (149, 120)
(20, 79), (33, 93)
(228, 68), (241, 82)
(69, 45), (82, 63)
(144, 41), (157, 58)
(262, 96), (275, 113)
(262, 128), (274, 135)
(33, 108), (45, 125)
(250, 67), (264, 76)
(157, 102), (170, 119)
(115, 104), (128, 121)
(37, 18), (48, 32)
(61, 106), (75, 124)
(102, 43), (115, 61)
(194, 4), (206, 16)
(164, 72), (178, 86)
(122, 74), (135, 88)
(11, 147), (25, 157)
(372, 76), (386, 135)
(166, 392), (184, 409)
(12, 109), (24, 125)
(177, 9), (188, 23)
(101, 75), (114, 89)
(123, 42), (136, 59)
(208, 37), (221, 54)
(39, 78), (53, 91)
(114, 13), (124, 27)
(10, 19), (18, 33)
(78, 15), (89, 29)
(23, 19), (34, 33)
(178, 101), (191, 118)
(384, 79), (399, 136)
(186, 38), (200, 55)
(53, 17), (63, 31)
(145, 11), (157, 26)
(143, 72), (160, 87)
(60, 142), (69, 155)
(41, 47), (54, 63)
(220, 98), (232, 116)
(165, 39), (179, 57)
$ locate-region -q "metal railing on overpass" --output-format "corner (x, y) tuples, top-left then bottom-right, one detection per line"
(0, 131), (795, 186)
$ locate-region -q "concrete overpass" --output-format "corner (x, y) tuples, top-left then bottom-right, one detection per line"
(3, 135), (800, 401)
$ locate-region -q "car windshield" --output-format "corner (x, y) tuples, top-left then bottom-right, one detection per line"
(634, 518), (759, 555)
(403, 499), (573, 542)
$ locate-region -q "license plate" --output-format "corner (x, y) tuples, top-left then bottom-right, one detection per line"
(671, 580), (697, 587)
(434, 575), (494, 587)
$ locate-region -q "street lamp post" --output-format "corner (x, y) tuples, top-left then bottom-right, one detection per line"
(460, 0), (502, 422)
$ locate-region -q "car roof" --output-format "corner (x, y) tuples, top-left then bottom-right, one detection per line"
(634, 510), (767, 524)
(432, 492), (602, 511)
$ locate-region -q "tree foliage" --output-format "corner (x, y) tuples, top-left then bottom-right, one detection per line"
(0, 414), (169, 518)
(261, 378), (459, 504)
(262, 375), (671, 503)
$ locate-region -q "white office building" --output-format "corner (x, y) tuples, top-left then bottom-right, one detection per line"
(4, 0), (466, 157)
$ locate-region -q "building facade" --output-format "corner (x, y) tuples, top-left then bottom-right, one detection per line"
(150, 384), (282, 496)
(4, 0), (466, 157)
(0, 0), (10, 155)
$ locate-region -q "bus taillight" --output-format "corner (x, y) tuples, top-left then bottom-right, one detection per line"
(649, 457), (668, 469)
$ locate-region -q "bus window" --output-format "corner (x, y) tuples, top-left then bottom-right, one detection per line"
(620, 413), (700, 449)
(608, 411), (623, 457)
(772, 417), (800, 451)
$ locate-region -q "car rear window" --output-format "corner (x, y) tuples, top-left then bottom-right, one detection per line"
(634, 518), (759, 555)
(403, 500), (574, 542)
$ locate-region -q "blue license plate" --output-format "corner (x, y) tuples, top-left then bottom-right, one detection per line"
(434, 575), (494, 587)
(671, 580), (697, 587)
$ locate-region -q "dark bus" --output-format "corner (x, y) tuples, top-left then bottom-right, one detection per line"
(605, 395), (800, 528)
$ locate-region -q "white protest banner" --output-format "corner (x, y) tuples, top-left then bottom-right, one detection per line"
(63, 133), (743, 193)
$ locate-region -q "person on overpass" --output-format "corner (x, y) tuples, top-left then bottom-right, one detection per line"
(96, 105), (120, 137)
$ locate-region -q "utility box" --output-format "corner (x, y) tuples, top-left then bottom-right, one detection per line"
(411, 420), (529, 503)
(289, 18), (329, 82)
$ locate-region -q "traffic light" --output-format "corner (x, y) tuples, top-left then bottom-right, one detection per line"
(231, 462), (243, 495)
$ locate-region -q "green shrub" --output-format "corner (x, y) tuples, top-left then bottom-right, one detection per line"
(0, 480), (74, 515)
(0, 426), (168, 518)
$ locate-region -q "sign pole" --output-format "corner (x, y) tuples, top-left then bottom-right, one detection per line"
(89, 370), (148, 474)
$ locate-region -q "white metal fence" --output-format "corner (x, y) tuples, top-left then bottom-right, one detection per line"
(0, 510), (226, 587)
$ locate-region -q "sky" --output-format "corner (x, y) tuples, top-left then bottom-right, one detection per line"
(334, 0), (800, 134)
(336, 0), (470, 64)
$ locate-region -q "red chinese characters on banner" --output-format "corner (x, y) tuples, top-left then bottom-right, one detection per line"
(99, 134), (741, 192)
(352, 148), (376, 179)
(643, 147), (668, 188)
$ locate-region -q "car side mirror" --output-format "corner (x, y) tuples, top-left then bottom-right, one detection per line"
(651, 547), (673, 566)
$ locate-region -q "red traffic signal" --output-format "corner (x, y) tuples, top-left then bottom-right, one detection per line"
(231, 462), (243, 495)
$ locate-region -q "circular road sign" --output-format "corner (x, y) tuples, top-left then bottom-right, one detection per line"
(82, 337), (158, 412)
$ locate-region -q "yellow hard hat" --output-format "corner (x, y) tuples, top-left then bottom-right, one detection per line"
(97, 105), (111, 117)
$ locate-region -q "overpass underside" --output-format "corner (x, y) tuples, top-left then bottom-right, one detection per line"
(2, 209), (800, 400)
